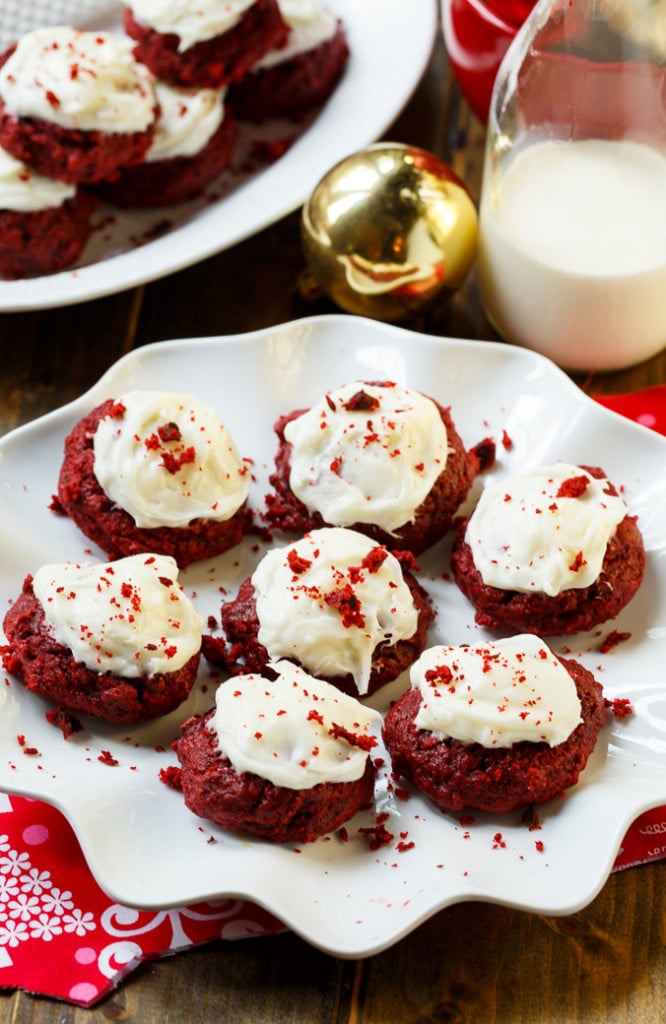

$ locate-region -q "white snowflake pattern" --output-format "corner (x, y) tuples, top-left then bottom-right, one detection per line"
(0, 919), (29, 948)
(0, 874), (20, 903)
(42, 887), (74, 916)
(6, 893), (40, 922)
(63, 908), (96, 936)
(0, 835), (96, 950)
(29, 913), (63, 942)
(0, 850), (30, 877)
(20, 867), (52, 896)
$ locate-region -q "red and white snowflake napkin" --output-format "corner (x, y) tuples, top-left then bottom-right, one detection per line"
(0, 793), (285, 1006)
(1, 385), (665, 1007)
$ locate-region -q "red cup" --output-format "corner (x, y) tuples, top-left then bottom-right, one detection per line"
(441, 0), (533, 122)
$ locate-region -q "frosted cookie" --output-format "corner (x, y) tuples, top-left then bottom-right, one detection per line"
(124, 0), (289, 88)
(451, 463), (645, 634)
(266, 380), (490, 555)
(1, 554), (203, 723)
(173, 661), (381, 843)
(203, 526), (434, 698)
(382, 635), (607, 814)
(96, 79), (237, 207)
(0, 27), (156, 185)
(0, 145), (97, 278)
(55, 391), (250, 568)
(227, 0), (349, 121)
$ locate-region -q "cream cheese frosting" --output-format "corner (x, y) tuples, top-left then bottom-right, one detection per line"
(0, 27), (156, 134)
(255, 0), (337, 69)
(32, 554), (204, 677)
(0, 147), (76, 212)
(92, 391), (249, 530)
(129, 0), (257, 51)
(211, 660), (382, 789)
(283, 381), (452, 534)
(411, 635), (582, 748)
(147, 81), (225, 162)
(466, 463), (628, 596)
(251, 527), (420, 695)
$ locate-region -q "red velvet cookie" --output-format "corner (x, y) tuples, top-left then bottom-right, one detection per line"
(54, 394), (250, 569)
(202, 527), (434, 699)
(227, 17), (349, 121)
(451, 464), (645, 635)
(0, 30), (156, 185)
(172, 662), (381, 843)
(0, 185), (97, 279)
(2, 556), (203, 724)
(125, 0), (289, 88)
(95, 93), (237, 208)
(265, 381), (493, 555)
(383, 644), (607, 814)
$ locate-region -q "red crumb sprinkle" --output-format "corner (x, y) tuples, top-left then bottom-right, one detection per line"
(471, 436), (497, 472)
(361, 546), (389, 574)
(161, 446), (196, 475)
(459, 814), (475, 826)
(338, 827), (349, 842)
(492, 832), (506, 849)
(108, 401), (127, 419)
(600, 629), (631, 653)
(604, 696), (634, 719)
(45, 707), (84, 738)
(287, 549), (312, 575)
(324, 584), (365, 628)
(157, 421), (182, 443)
(358, 814), (394, 850)
(501, 429), (513, 450)
(341, 389), (381, 413)
(250, 136), (295, 164)
(535, 840), (545, 853)
(22, 746), (41, 757)
(568, 550), (587, 572)
(556, 474), (590, 498)
(394, 787), (411, 801)
(328, 722), (377, 751)
(98, 750), (119, 766)
(396, 840), (415, 852)
(159, 765), (183, 790)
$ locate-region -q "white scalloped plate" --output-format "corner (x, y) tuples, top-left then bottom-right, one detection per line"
(0, 317), (665, 958)
(0, 0), (437, 311)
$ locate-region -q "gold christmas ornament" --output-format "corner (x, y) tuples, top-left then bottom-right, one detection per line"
(302, 142), (478, 322)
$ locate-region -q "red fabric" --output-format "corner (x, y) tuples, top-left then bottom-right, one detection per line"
(1, 385), (664, 1007)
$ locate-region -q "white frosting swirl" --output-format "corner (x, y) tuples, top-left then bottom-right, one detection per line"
(0, 27), (155, 133)
(0, 147), (75, 212)
(32, 554), (204, 677)
(256, 0), (337, 69)
(92, 391), (249, 529)
(212, 660), (382, 789)
(283, 382), (451, 534)
(148, 81), (225, 161)
(252, 527), (420, 695)
(466, 463), (628, 596)
(411, 635), (582, 748)
(129, 0), (258, 51)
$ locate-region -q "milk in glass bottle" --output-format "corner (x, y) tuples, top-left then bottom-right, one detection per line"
(477, 0), (666, 370)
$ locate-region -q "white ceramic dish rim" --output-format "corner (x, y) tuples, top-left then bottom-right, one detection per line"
(0, 0), (437, 312)
(0, 315), (664, 958)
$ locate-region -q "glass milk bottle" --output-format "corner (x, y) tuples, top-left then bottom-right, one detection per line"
(477, 0), (666, 370)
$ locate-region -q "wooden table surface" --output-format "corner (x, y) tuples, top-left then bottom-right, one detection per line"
(2, 17), (665, 1024)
